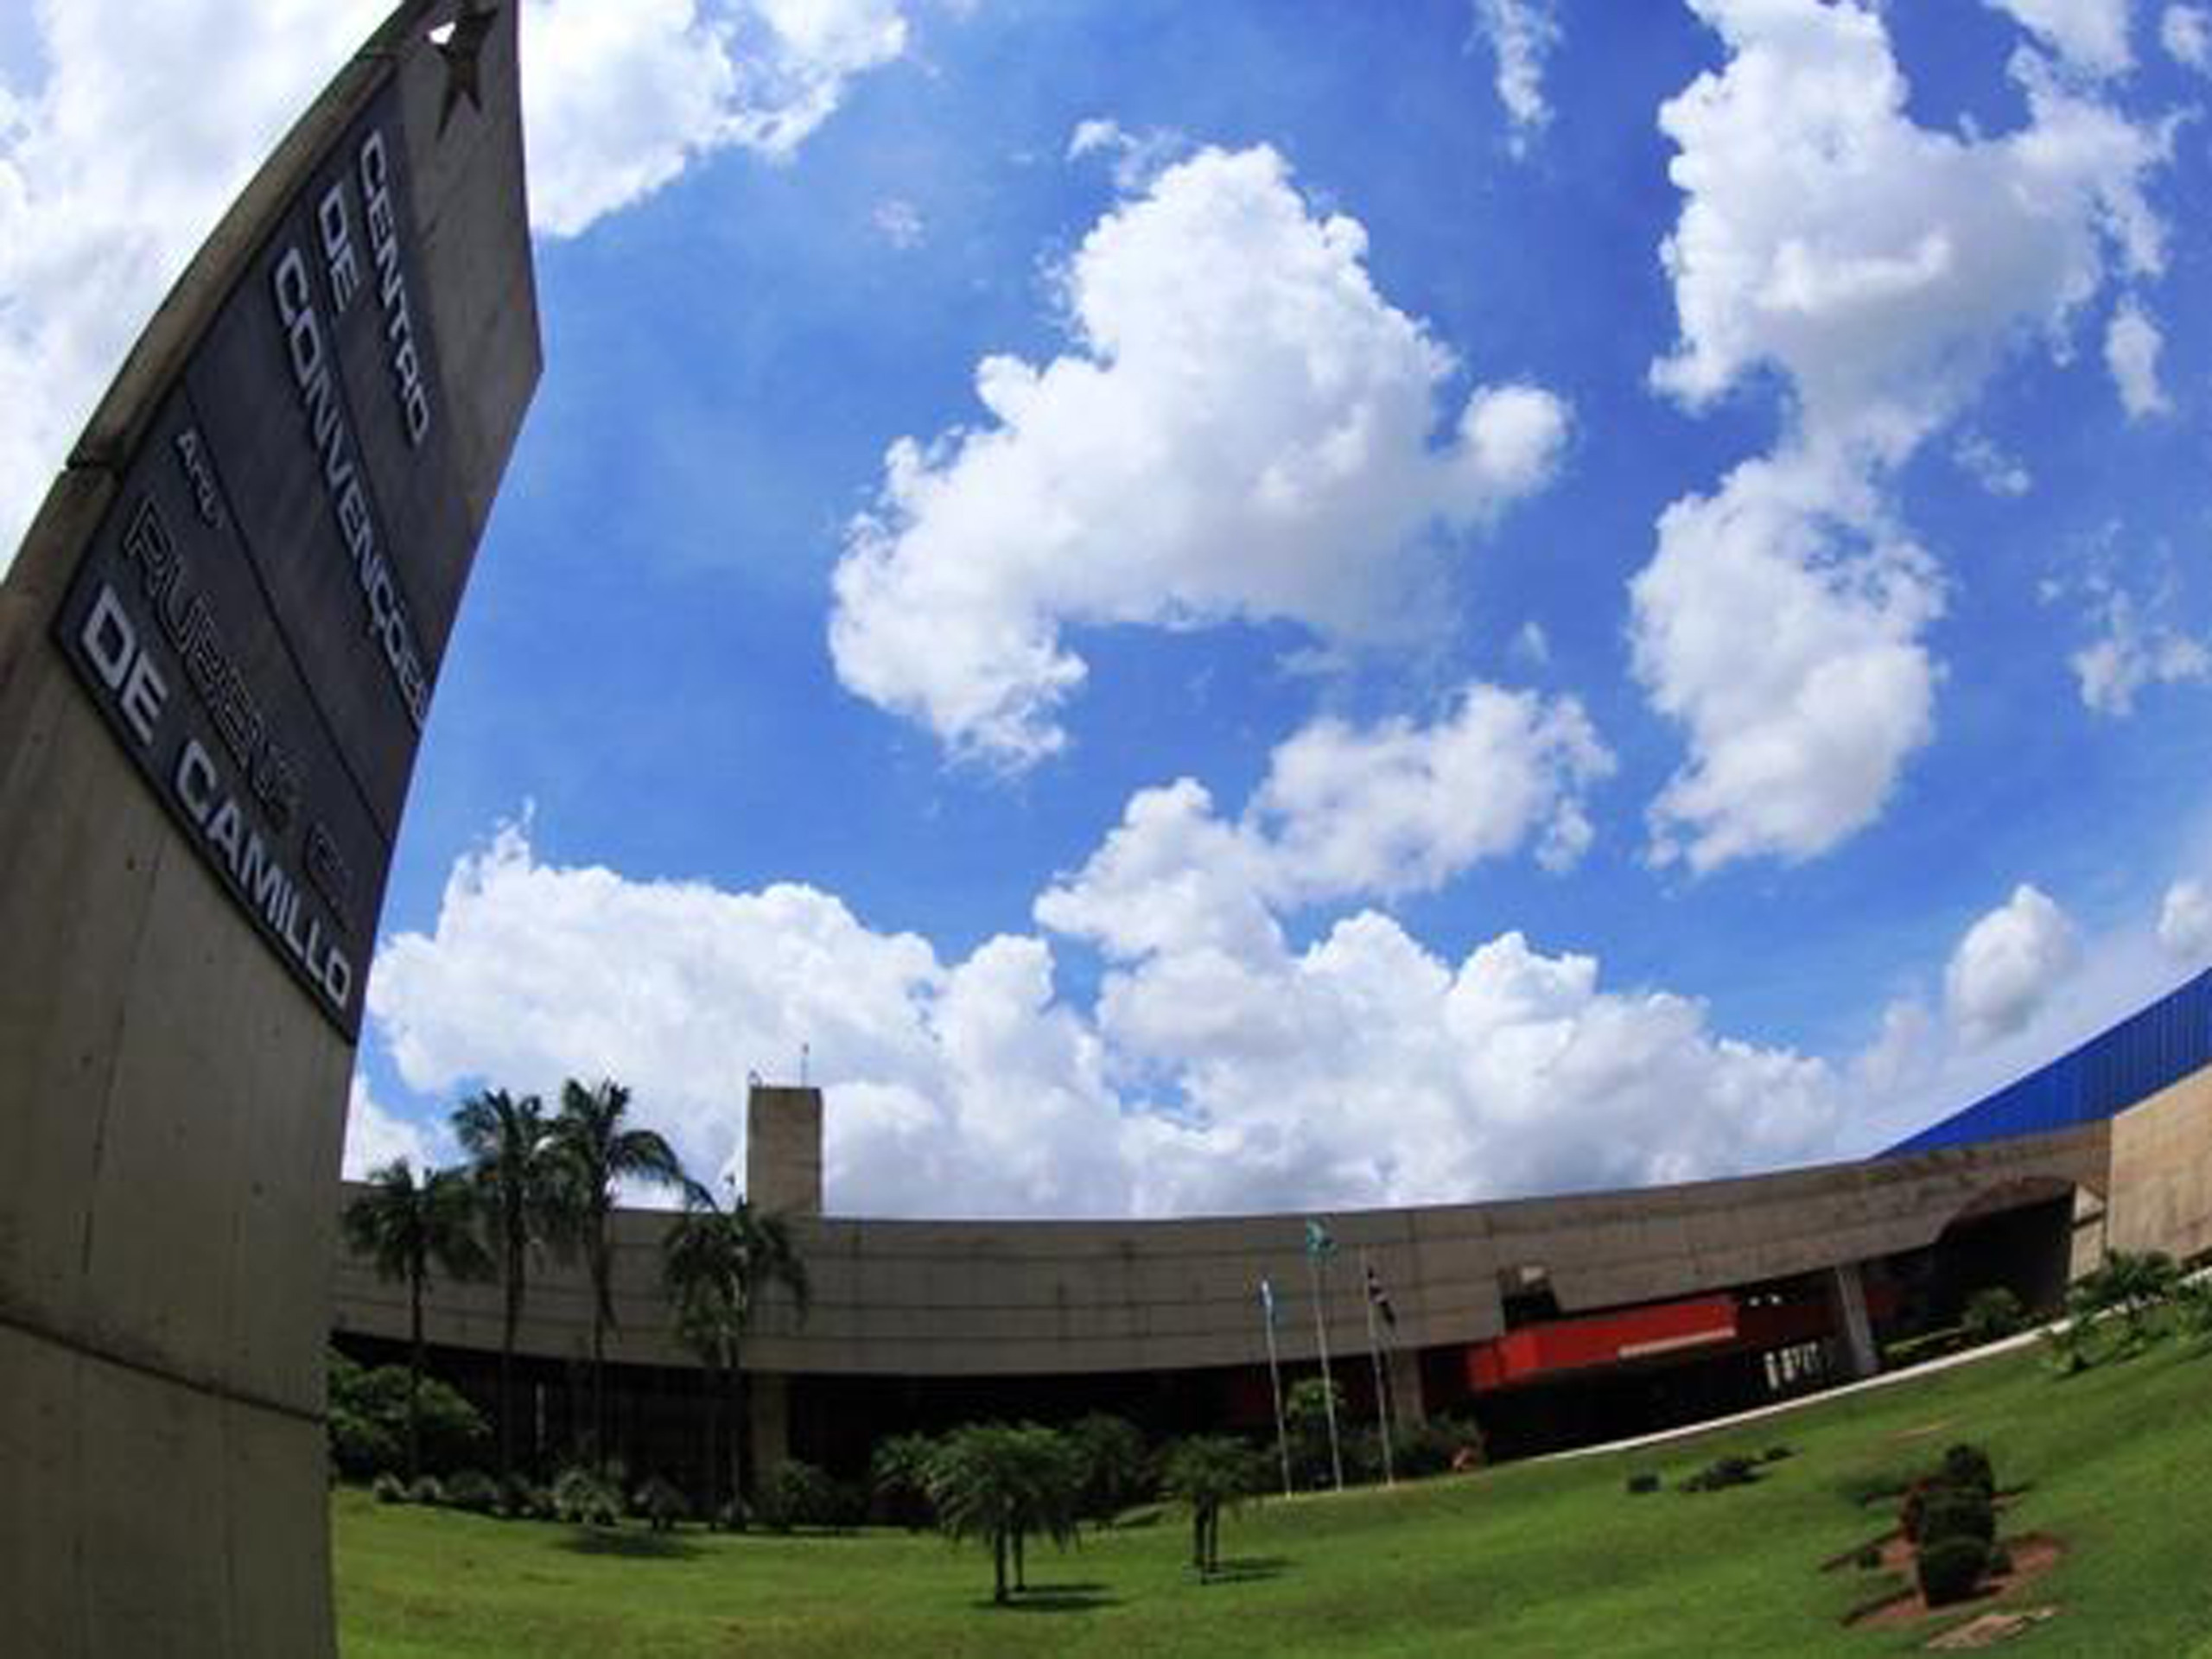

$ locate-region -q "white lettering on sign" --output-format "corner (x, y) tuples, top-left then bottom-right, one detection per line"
(176, 734), (354, 1011)
(358, 132), (432, 447)
(317, 182), (364, 315)
(271, 243), (432, 731)
(79, 583), (170, 747)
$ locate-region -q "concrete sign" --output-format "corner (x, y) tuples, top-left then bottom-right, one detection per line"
(52, 79), (474, 1036)
(0, 3), (537, 1654)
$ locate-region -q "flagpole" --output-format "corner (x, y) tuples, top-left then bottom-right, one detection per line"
(1306, 1239), (1344, 1492)
(1363, 1252), (1396, 1488)
(1260, 1281), (1293, 1497)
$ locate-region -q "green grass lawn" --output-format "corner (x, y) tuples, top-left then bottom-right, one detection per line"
(337, 1338), (2212, 1657)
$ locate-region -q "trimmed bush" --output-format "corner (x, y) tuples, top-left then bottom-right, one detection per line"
(1962, 1287), (2026, 1345)
(1392, 1416), (1485, 1480)
(758, 1459), (840, 1531)
(634, 1475), (690, 1532)
(1919, 1488), (1996, 1549)
(1681, 1454), (1759, 1493)
(551, 1466), (622, 1529)
(1625, 1472), (1661, 1496)
(406, 1476), (446, 1507)
(372, 1471), (407, 1505)
(1940, 1443), (1994, 1497)
(1917, 1535), (1992, 1607)
(444, 1470), (499, 1514)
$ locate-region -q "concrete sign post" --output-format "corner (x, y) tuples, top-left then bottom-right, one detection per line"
(0, 3), (537, 1651)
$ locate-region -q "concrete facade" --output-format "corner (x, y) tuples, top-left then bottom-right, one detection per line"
(333, 1090), (2143, 1483)
(0, 4), (537, 1654)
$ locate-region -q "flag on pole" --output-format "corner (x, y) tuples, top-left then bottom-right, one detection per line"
(1259, 1276), (1278, 1327)
(1364, 1262), (1397, 1329)
(1304, 1218), (1336, 1260)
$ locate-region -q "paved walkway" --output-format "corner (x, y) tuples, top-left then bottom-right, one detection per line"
(1540, 1325), (2053, 1463)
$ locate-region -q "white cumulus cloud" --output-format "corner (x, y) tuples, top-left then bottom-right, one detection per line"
(368, 811), (1849, 1218)
(828, 143), (1570, 766)
(2161, 879), (2212, 957)
(1945, 883), (2079, 1046)
(1472, 0), (1562, 152)
(2104, 297), (2173, 418)
(0, 0), (915, 569)
(1985, 0), (2134, 76)
(524, 0), (910, 237)
(1634, 0), (2165, 871)
(341, 1076), (445, 1181)
(2164, 5), (2212, 70)
(2069, 579), (2210, 715)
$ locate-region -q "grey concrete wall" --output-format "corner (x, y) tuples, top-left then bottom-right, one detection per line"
(747, 1085), (823, 1217)
(333, 1119), (2113, 1384)
(0, 4), (536, 1654)
(2106, 1065), (2212, 1261)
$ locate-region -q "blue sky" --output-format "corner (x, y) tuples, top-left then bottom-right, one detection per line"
(5, 0), (2211, 1217)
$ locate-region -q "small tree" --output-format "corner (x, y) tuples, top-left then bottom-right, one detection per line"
(1283, 1376), (1347, 1490)
(871, 1433), (939, 1530)
(546, 1077), (691, 1468)
(340, 1160), (493, 1483)
(1160, 1436), (1269, 1577)
(1067, 1412), (1150, 1526)
(660, 1183), (809, 1521)
(1961, 1286), (2025, 1345)
(2069, 1249), (2181, 1347)
(925, 1424), (1082, 1605)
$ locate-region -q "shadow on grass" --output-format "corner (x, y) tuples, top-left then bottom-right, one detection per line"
(558, 1528), (705, 1561)
(1199, 1555), (1288, 1585)
(976, 1581), (1121, 1612)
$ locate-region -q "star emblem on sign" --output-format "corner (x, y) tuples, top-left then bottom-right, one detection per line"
(434, 1), (499, 135)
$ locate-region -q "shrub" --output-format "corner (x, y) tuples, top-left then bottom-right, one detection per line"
(758, 1459), (839, 1531)
(1940, 1443), (1994, 1497)
(551, 1466), (622, 1528)
(406, 1476), (446, 1507)
(1068, 1414), (1153, 1524)
(1391, 1416), (1484, 1480)
(1962, 1287), (2026, 1345)
(324, 1350), (491, 1479)
(1918, 1488), (1996, 1550)
(634, 1475), (690, 1532)
(2041, 1321), (2094, 1376)
(870, 1433), (940, 1529)
(372, 1471), (407, 1505)
(1681, 1454), (1759, 1493)
(1625, 1472), (1660, 1496)
(1917, 1535), (1992, 1607)
(444, 1470), (499, 1514)
(1884, 1326), (1967, 1369)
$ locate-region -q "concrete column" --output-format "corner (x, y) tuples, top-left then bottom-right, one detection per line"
(1828, 1262), (1880, 1380)
(746, 1086), (823, 1217)
(747, 1372), (791, 1489)
(1386, 1346), (1427, 1427)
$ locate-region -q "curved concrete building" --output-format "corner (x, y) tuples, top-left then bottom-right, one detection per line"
(333, 969), (2212, 1482)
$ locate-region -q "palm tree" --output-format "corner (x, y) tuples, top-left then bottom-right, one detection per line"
(451, 1087), (554, 1484)
(925, 1423), (1083, 1605)
(545, 1077), (690, 1468)
(1160, 1435), (1269, 1577)
(660, 1184), (810, 1519)
(340, 1160), (492, 1483)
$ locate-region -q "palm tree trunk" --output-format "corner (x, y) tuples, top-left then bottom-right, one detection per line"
(408, 1267), (426, 1484)
(499, 1236), (523, 1484)
(722, 1362), (744, 1527)
(1192, 1510), (1205, 1573)
(1014, 1524), (1027, 1592)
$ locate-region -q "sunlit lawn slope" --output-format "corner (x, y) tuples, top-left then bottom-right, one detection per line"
(337, 1338), (2212, 1657)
